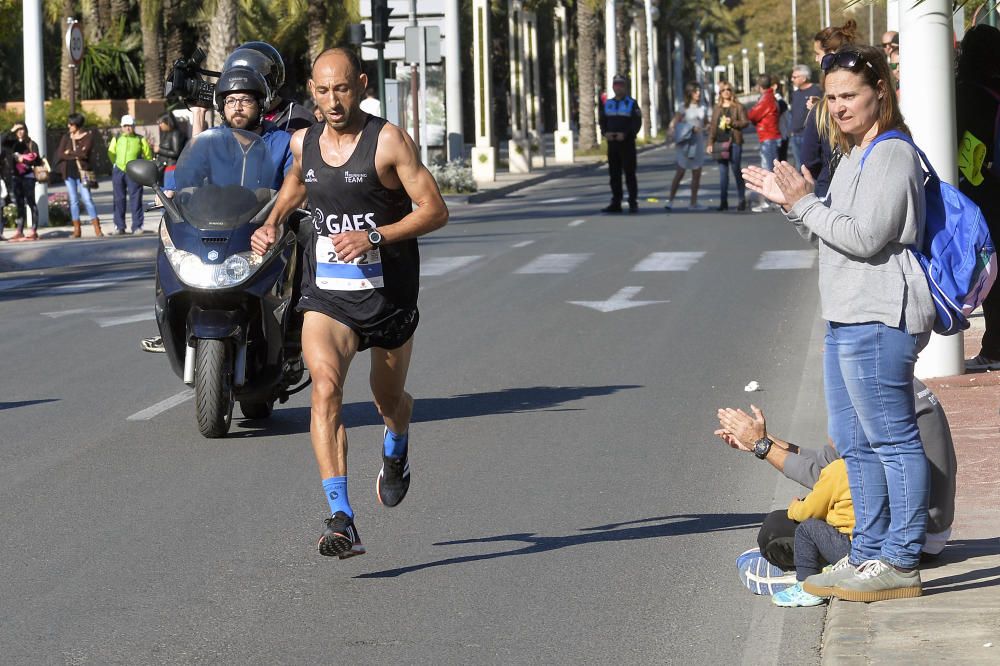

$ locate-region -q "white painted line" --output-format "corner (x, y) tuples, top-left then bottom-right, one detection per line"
(754, 250), (817, 270)
(45, 281), (118, 294)
(631, 251), (706, 272)
(540, 197), (578, 204)
(97, 311), (157, 328)
(515, 253), (591, 274)
(126, 389), (195, 421)
(568, 219), (586, 227)
(420, 255), (482, 277)
(511, 240), (535, 248)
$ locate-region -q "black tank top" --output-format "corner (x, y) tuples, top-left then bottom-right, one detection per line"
(300, 115), (419, 320)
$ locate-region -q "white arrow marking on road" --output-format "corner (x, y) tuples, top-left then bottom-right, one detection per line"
(97, 311), (157, 328)
(568, 219), (586, 227)
(568, 286), (670, 313)
(127, 389), (195, 421)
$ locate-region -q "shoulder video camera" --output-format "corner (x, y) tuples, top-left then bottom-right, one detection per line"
(165, 48), (220, 109)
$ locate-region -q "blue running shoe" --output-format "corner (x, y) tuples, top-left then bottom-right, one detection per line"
(772, 583), (826, 607)
(737, 547), (797, 595)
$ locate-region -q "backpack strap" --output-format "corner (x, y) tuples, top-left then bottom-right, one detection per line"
(860, 129), (937, 181)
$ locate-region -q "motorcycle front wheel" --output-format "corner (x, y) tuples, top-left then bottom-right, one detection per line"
(195, 339), (234, 438)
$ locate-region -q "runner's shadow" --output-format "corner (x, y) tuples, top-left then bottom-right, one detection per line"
(0, 399), (59, 411)
(232, 384), (642, 436)
(356, 512), (767, 579)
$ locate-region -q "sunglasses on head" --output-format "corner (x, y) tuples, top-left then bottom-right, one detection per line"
(821, 51), (876, 72)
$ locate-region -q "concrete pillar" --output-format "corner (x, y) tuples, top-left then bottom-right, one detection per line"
(471, 0), (496, 182)
(445, 0), (464, 161)
(643, 0), (658, 137)
(23, 0), (48, 229)
(525, 10), (546, 168)
(900, 0), (964, 378)
(886, 0), (900, 31)
(605, 0), (616, 95)
(553, 3), (574, 164)
(507, 0), (531, 173)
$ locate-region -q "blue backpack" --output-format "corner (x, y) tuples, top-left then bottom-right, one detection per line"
(861, 130), (996, 335)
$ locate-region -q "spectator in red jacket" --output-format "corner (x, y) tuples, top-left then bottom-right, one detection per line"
(747, 74), (782, 211)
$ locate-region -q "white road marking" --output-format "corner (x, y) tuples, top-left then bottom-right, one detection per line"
(631, 251), (706, 272)
(126, 389), (195, 421)
(568, 219), (586, 227)
(36, 271), (150, 296)
(754, 250), (817, 270)
(515, 253), (591, 274)
(568, 286), (670, 313)
(511, 240), (535, 248)
(540, 197), (578, 204)
(42, 305), (145, 319)
(97, 311), (157, 328)
(420, 255), (482, 277)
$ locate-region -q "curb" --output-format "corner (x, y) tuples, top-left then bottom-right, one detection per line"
(462, 143), (666, 204)
(0, 235), (159, 272)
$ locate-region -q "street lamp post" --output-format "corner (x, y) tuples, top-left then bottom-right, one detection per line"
(757, 41), (765, 74)
(727, 54), (735, 88)
(741, 47), (750, 93)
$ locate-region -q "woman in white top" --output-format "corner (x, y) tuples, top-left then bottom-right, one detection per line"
(666, 82), (709, 211)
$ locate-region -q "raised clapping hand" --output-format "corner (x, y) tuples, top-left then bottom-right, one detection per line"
(741, 160), (816, 210)
(714, 405), (767, 452)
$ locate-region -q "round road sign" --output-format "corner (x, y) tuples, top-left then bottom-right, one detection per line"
(66, 22), (84, 65)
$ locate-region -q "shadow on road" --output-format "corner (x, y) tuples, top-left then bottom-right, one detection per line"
(357, 512), (767, 579)
(0, 399), (59, 411)
(233, 384), (642, 437)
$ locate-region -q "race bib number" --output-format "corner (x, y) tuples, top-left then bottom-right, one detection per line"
(315, 234), (384, 291)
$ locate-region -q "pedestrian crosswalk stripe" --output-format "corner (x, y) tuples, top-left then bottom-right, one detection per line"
(514, 253), (592, 274)
(420, 255), (482, 277)
(127, 389), (195, 421)
(568, 219), (586, 227)
(97, 311), (157, 328)
(754, 250), (817, 270)
(511, 240), (535, 248)
(632, 251), (706, 272)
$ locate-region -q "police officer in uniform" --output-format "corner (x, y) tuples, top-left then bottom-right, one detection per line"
(251, 48), (448, 559)
(599, 74), (643, 214)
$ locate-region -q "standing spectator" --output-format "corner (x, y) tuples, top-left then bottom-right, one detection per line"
(153, 112), (186, 186)
(2, 123), (42, 241)
(706, 81), (749, 211)
(599, 74), (643, 214)
(359, 87), (382, 116)
(746, 74), (781, 212)
(54, 112), (102, 238)
(882, 30), (899, 59)
(744, 45), (935, 602)
(789, 65), (822, 168)
(956, 25), (1000, 370)
(0, 129), (11, 241)
(774, 79), (791, 163)
(665, 82), (708, 211)
(107, 114), (152, 235)
(800, 20), (859, 198)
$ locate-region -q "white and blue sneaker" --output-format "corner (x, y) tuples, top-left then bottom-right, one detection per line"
(772, 583), (827, 607)
(737, 548), (797, 595)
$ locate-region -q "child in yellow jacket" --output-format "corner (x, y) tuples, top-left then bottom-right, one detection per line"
(773, 458), (854, 607)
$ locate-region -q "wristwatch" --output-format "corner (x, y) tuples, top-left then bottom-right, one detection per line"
(367, 229), (383, 248)
(753, 437), (773, 460)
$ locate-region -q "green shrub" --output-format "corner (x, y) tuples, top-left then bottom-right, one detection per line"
(428, 159), (477, 194)
(0, 101), (106, 132)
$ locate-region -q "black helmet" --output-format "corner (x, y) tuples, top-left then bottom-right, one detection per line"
(227, 41), (285, 93)
(214, 65), (272, 118)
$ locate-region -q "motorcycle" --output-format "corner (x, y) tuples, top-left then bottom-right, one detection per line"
(126, 128), (306, 438)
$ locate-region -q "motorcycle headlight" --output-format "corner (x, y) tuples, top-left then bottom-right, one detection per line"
(161, 223), (265, 289)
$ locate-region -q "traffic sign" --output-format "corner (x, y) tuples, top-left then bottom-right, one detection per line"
(66, 21), (84, 65)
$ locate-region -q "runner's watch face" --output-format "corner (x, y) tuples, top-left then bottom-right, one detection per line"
(753, 437), (773, 460)
(367, 229), (383, 247)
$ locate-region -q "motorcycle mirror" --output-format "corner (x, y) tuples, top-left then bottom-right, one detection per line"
(126, 159), (160, 187)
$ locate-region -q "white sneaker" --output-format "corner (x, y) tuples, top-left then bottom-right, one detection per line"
(966, 354), (1000, 371)
(750, 203), (771, 213)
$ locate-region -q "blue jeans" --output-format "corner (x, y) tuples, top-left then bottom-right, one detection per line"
(65, 177), (98, 220)
(824, 321), (931, 568)
(718, 143), (746, 205)
(790, 133), (804, 169)
(759, 138), (780, 171)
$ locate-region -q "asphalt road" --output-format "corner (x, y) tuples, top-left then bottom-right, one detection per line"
(1, 146), (829, 664)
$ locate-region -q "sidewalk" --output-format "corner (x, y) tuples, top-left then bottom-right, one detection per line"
(821, 315), (1000, 665)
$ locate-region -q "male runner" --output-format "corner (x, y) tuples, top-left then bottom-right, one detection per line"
(250, 48), (448, 559)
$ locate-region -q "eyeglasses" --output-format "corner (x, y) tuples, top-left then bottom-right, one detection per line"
(224, 96), (257, 109)
(820, 51), (876, 73)
(881, 42), (894, 48)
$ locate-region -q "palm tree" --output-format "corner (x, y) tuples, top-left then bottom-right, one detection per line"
(575, 0), (600, 150)
(140, 0), (164, 97)
(207, 0), (238, 72)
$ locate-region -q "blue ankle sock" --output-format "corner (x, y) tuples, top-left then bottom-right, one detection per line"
(383, 428), (409, 458)
(321, 476), (352, 518)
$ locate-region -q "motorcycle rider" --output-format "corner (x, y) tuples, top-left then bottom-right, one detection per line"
(225, 41), (317, 132)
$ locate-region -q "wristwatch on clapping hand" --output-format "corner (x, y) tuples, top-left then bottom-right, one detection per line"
(753, 437), (773, 460)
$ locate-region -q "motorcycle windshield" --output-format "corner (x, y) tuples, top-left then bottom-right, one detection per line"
(171, 128), (275, 229)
